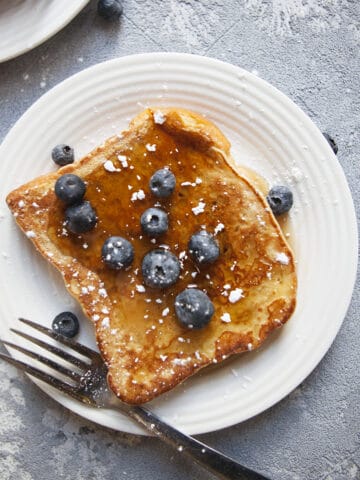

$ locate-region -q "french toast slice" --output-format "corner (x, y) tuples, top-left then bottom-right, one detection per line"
(6, 107), (296, 404)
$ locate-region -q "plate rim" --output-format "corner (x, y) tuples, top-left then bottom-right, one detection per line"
(0, 52), (358, 435)
(0, 0), (89, 63)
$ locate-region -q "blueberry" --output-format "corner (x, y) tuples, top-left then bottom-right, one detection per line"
(65, 201), (97, 234)
(188, 230), (220, 265)
(52, 312), (79, 338)
(55, 174), (86, 205)
(102, 236), (134, 270)
(322, 132), (338, 155)
(142, 249), (180, 288)
(175, 289), (214, 329)
(149, 169), (176, 198)
(97, 0), (123, 20)
(51, 144), (74, 166)
(141, 207), (168, 237)
(266, 185), (293, 215)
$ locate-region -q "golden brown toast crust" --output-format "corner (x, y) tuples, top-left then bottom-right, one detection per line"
(6, 107), (297, 404)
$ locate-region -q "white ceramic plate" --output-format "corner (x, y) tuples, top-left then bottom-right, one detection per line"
(0, 53), (357, 435)
(0, 0), (89, 63)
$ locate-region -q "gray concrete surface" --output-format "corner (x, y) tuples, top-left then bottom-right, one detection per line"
(0, 1), (359, 479)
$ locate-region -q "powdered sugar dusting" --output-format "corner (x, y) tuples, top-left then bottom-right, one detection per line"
(118, 155), (128, 168)
(276, 252), (290, 265)
(146, 143), (157, 152)
(192, 201), (206, 215)
(221, 313), (231, 323)
(229, 288), (244, 303)
(153, 110), (166, 124)
(181, 178), (203, 188)
(99, 288), (108, 298)
(244, 0), (341, 36)
(102, 317), (110, 328)
(161, 0), (223, 50)
(131, 189), (146, 202)
(214, 223), (225, 235)
(103, 160), (118, 172)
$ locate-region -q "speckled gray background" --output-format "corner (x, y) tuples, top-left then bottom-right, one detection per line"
(0, 1), (359, 479)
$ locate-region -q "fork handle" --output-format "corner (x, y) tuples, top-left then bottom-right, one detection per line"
(121, 405), (270, 480)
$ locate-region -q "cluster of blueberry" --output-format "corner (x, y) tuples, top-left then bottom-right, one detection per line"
(52, 156), (218, 329)
(52, 144), (98, 234)
(101, 167), (219, 330)
(51, 143), (296, 333)
(55, 174), (97, 233)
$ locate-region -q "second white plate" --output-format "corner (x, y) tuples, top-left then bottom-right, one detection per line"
(0, 0), (89, 63)
(0, 53), (357, 435)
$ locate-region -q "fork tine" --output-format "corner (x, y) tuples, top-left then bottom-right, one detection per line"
(2, 340), (81, 382)
(10, 329), (90, 371)
(0, 352), (92, 405)
(18, 318), (99, 359)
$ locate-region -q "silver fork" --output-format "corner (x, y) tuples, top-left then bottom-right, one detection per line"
(0, 318), (271, 480)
